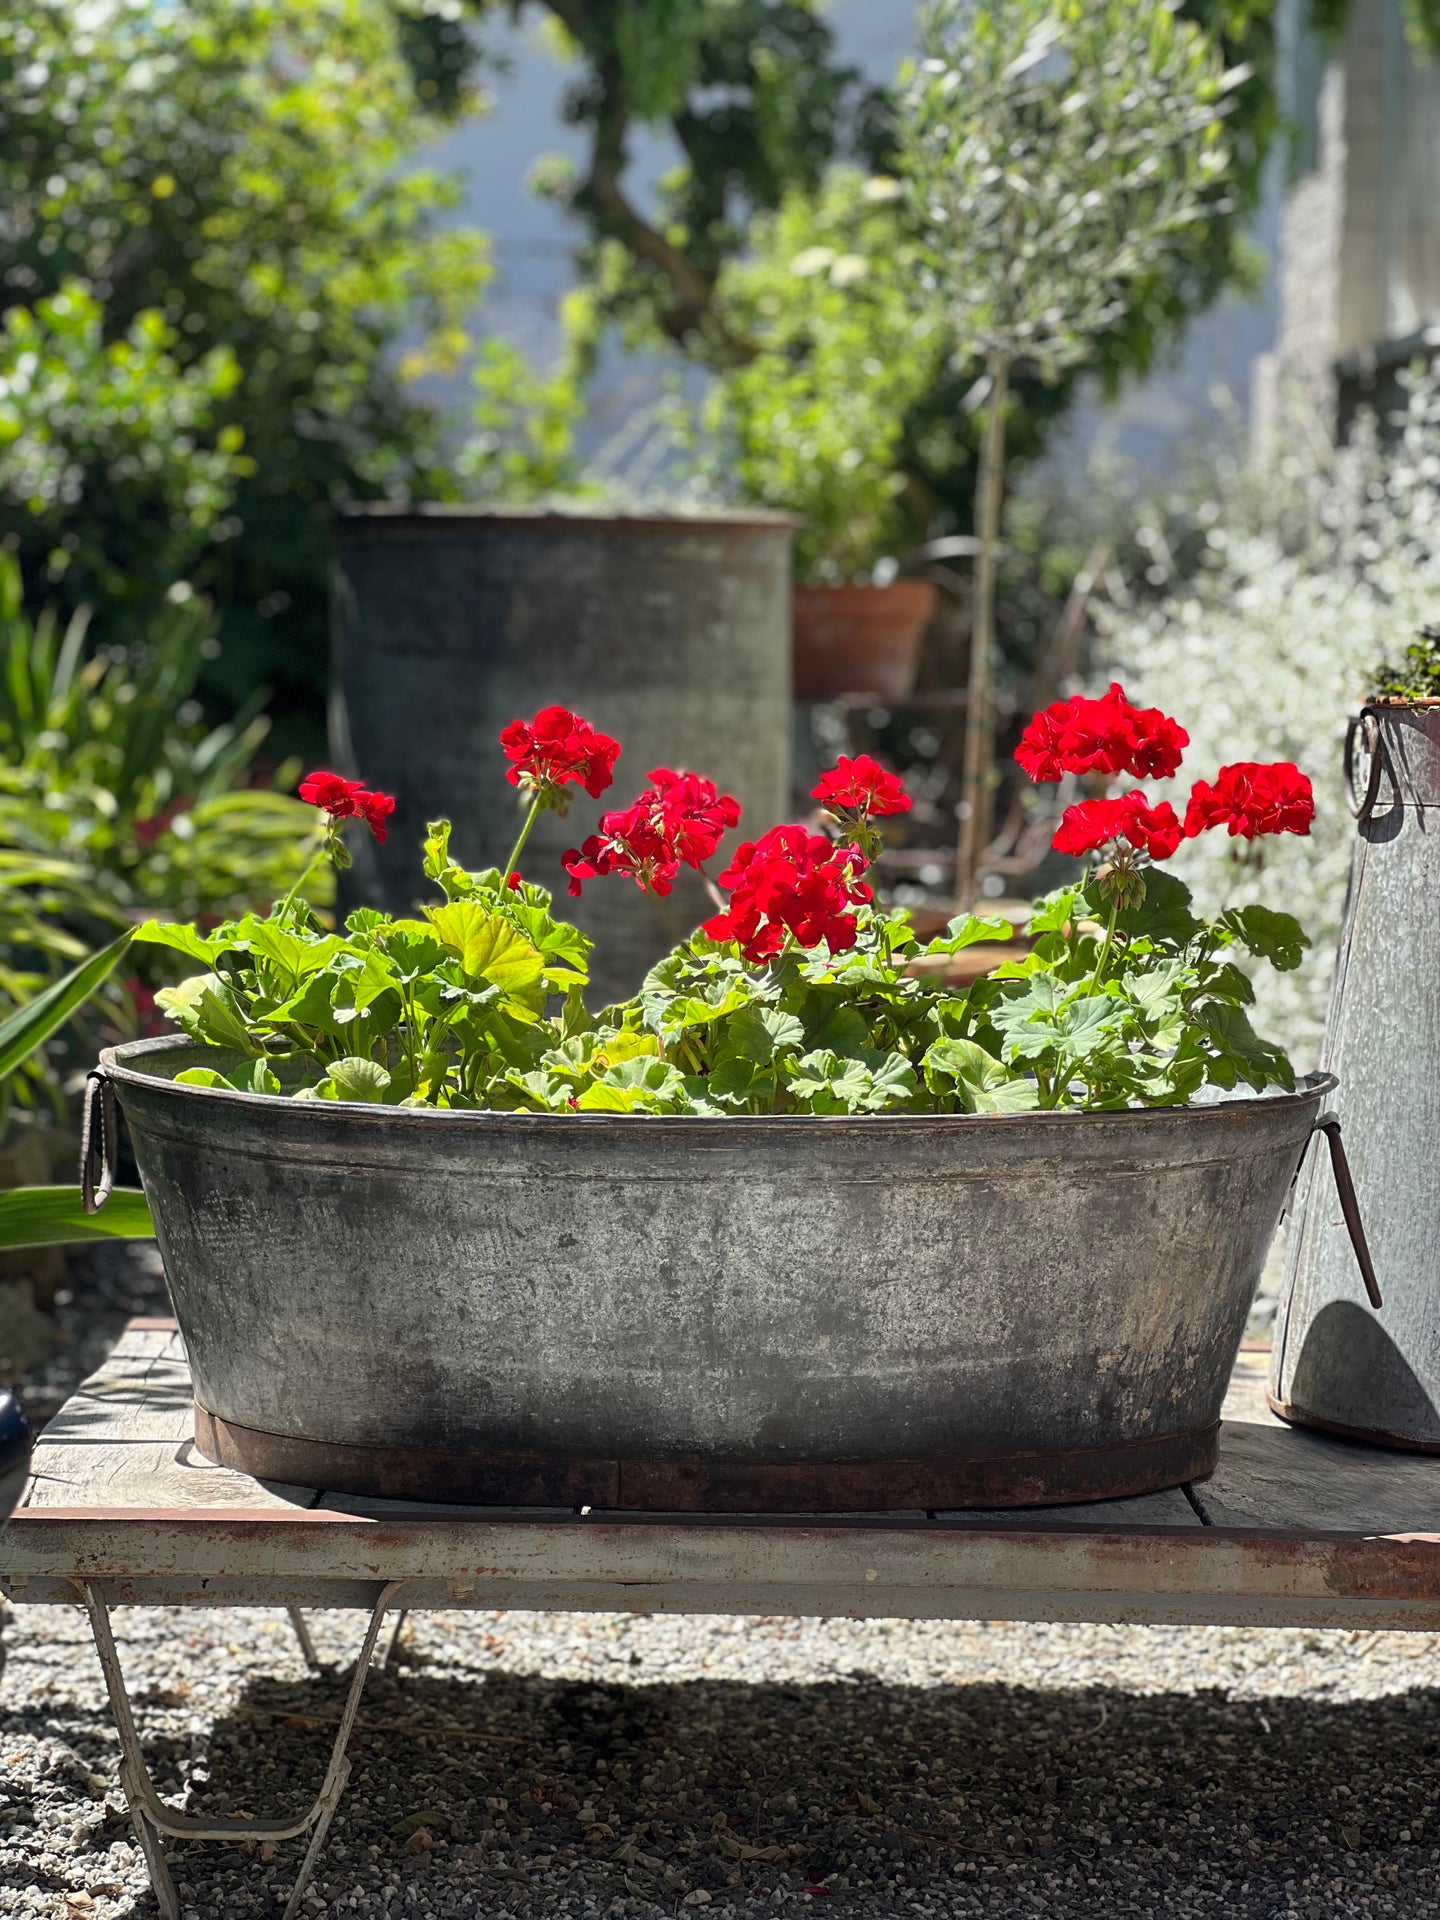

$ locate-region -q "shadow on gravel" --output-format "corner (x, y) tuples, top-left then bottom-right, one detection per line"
(7, 1652), (1439, 1917)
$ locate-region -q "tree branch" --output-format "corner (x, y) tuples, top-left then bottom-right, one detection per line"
(534, 0), (754, 363)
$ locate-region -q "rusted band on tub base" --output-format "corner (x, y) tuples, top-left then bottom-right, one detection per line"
(1267, 1391), (1440, 1456)
(194, 1404), (1219, 1512)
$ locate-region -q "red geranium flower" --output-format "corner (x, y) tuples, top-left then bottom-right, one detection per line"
(500, 705), (620, 803)
(1051, 791), (1183, 861)
(562, 768), (741, 897)
(1016, 684), (1188, 784)
(1183, 762), (1315, 841)
(811, 754), (912, 819)
(648, 767), (742, 867)
(298, 770), (396, 843)
(703, 823), (872, 963)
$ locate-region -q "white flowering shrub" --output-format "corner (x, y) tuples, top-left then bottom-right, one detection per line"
(1094, 369), (1440, 1065)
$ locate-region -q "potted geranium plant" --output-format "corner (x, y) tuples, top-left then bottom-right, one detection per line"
(84, 689), (1374, 1512)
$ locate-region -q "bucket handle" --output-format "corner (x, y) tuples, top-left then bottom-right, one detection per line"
(80, 1066), (117, 1216)
(1345, 706), (1389, 823)
(1311, 1110), (1381, 1309)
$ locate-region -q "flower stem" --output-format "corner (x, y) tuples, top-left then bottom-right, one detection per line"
(1090, 894), (1121, 991)
(502, 795), (542, 886)
(277, 843), (326, 924)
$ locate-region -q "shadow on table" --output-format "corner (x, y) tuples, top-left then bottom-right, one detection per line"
(5, 1645), (1436, 1916)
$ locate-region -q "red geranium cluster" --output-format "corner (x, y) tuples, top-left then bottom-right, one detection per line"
(298, 771), (396, 843)
(500, 705), (621, 806)
(1016, 684), (1189, 784)
(812, 754), (912, 820)
(702, 825), (872, 963)
(1014, 683), (1314, 864)
(1183, 762), (1316, 841)
(1051, 793), (1183, 862)
(563, 768), (741, 898)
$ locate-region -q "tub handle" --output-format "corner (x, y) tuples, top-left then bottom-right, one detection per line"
(80, 1066), (118, 1216)
(1313, 1110), (1381, 1309)
(1345, 706), (1389, 823)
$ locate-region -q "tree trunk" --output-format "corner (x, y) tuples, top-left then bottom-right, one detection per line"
(954, 353), (1009, 909)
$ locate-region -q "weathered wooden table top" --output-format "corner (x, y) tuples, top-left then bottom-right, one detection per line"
(4, 1320), (1439, 1629)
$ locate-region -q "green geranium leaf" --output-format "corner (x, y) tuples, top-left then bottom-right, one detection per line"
(1109, 869), (1203, 948)
(325, 1056), (393, 1103)
(1027, 887), (1082, 936)
(1218, 904), (1310, 973)
(134, 920), (236, 967)
(155, 973), (260, 1055)
(1195, 1002), (1296, 1092)
(922, 913), (1013, 955)
(728, 1003), (805, 1064)
(428, 901), (546, 1002)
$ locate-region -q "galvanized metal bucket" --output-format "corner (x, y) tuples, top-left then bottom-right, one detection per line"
(90, 1039), (1373, 1511)
(1270, 702), (1440, 1447)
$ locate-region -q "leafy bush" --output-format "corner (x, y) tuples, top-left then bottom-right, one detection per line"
(0, 283), (249, 613)
(694, 168), (947, 580)
(0, 557), (329, 1133)
(0, 0), (488, 748)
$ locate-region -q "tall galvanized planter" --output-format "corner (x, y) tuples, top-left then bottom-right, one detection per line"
(1270, 702), (1440, 1446)
(93, 1039), (1363, 1511)
(331, 507), (793, 1005)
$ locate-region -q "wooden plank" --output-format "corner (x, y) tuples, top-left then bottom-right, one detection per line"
(23, 1324), (317, 1516)
(933, 1487), (1200, 1529)
(1220, 1349), (1278, 1425)
(5, 1511), (1440, 1630)
(1193, 1417), (1440, 1535)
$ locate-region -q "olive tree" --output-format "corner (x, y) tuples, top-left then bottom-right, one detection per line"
(902, 0), (1245, 902)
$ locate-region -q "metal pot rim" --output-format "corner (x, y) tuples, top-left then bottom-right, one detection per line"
(100, 1037), (1336, 1134)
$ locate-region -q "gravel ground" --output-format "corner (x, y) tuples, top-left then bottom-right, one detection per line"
(4, 1248), (1440, 1919)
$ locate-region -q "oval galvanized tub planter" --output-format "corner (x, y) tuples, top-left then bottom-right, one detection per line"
(99, 1038), (1341, 1511)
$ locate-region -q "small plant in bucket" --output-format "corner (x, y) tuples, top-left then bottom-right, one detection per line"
(136, 690), (1316, 1113)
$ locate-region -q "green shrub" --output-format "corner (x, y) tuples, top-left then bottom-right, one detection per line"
(0, 556), (329, 1134)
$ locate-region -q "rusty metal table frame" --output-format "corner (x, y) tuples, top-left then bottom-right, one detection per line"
(5, 1322), (1440, 1919)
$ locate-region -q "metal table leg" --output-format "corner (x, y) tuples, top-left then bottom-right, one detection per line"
(77, 1579), (407, 1920)
(286, 1605), (326, 1672)
(381, 1607), (411, 1669)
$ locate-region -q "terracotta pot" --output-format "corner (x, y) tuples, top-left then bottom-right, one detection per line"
(792, 581), (936, 703)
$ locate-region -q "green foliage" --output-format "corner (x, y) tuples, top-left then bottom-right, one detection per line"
(695, 168), (948, 580)
(0, 283), (249, 615)
(0, 555), (328, 1132)
(0, 0), (489, 749)
(0, 556), (327, 927)
(455, 328), (592, 503)
(0, 932), (134, 1087)
(137, 823), (1302, 1114)
(1373, 626), (1440, 703)
(138, 836), (592, 1108)
(0, 1184), (154, 1249)
(0, 931), (156, 1248)
(511, 0), (1276, 573)
(903, 0), (1242, 380)
(526, 0), (887, 359)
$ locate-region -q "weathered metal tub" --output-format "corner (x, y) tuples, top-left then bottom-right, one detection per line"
(97, 1039), (1345, 1510)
